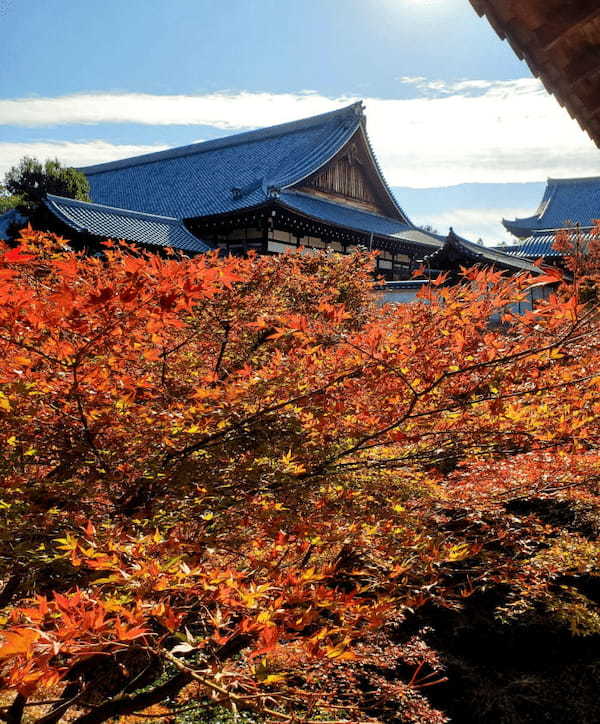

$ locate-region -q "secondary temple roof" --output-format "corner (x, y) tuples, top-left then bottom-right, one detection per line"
(503, 176), (600, 238)
(427, 230), (541, 274)
(497, 235), (564, 260)
(497, 226), (600, 261)
(44, 195), (210, 253)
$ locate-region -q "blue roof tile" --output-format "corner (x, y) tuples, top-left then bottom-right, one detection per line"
(0, 208), (27, 240)
(278, 191), (441, 248)
(78, 103), (390, 221)
(504, 176), (600, 237)
(427, 230), (541, 273)
(44, 195), (210, 253)
(493, 238), (562, 259)
(495, 229), (598, 259)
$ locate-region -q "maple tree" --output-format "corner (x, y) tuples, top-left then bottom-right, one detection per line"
(0, 228), (598, 723)
(554, 220), (600, 303)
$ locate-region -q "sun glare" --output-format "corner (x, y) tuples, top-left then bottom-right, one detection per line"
(401, 0), (454, 9)
(383, 0), (454, 13)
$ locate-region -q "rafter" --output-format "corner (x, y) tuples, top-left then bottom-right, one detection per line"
(535, 3), (600, 51)
(469, 0), (600, 148)
(578, 81), (600, 116)
(564, 46), (600, 85)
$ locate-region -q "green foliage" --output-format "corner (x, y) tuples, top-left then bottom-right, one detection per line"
(0, 186), (23, 214)
(174, 707), (261, 724)
(3, 157), (90, 211)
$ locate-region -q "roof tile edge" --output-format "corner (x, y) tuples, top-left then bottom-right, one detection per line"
(43, 195), (210, 251)
(79, 102), (364, 176)
(280, 190), (414, 233)
(546, 175), (600, 184)
(46, 194), (186, 224)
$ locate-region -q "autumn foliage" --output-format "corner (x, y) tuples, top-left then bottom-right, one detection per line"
(554, 220), (600, 302)
(0, 229), (598, 723)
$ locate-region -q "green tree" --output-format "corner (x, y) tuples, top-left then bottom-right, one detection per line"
(3, 157), (90, 211)
(0, 184), (23, 214)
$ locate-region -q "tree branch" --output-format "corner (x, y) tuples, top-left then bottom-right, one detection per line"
(5, 694), (26, 724)
(66, 672), (191, 724)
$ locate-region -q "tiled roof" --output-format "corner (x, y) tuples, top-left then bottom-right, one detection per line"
(383, 280), (430, 290)
(391, 228), (447, 247)
(504, 176), (600, 237)
(44, 195), (210, 253)
(0, 208), (27, 240)
(78, 103), (403, 221)
(426, 230), (542, 273)
(494, 237), (563, 259)
(496, 229), (600, 259)
(494, 244), (531, 256)
(278, 191), (442, 248)
(455, 234), (541, 272)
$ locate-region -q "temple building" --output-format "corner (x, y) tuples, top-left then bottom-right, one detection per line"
(36, 102), (535, 279)
(498, 176), (600, 263)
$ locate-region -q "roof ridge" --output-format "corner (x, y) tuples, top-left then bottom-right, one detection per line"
(79, 102), (364, 176)
(46, 194), (182, 223)
(532, 224), (596, 233)
(547, 175), (600, 184)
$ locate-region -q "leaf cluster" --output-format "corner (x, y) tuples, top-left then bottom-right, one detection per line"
(0, 230), (598, 723)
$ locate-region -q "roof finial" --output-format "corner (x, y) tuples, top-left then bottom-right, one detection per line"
(353, 101), (365, 118)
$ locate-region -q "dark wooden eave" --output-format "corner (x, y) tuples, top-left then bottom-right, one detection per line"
(470, 0), (600, 147)
(423, 229), (542, 275)
(186, 201), (431, 257)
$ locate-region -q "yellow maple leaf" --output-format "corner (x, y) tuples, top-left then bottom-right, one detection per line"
(0, 629), (39, 658)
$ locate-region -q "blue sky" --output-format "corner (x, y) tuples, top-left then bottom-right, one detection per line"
(2, 0), (599, 243)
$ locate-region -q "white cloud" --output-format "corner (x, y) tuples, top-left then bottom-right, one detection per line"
(1, 80), (599, 187)
(365, 79), (600, 186)
(398, 76), (538, 96)
(0, 92), (349, 130)
(414, 207), (535, 245)
(0, 140), (168, 179)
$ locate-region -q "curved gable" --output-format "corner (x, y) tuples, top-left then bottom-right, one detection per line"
(80, 104), (364, 220)
(291, 126), (409, 222)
